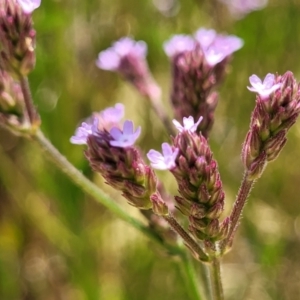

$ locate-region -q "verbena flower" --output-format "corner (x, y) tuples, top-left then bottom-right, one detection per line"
(16, 0), (41, 13)
(70, 122), (94, 145)
(96, 37), (160, 98)
(194, 29), (244, 66)
(242, 71), (300, 179)
(109, 120), (141, 148)
(165, 27), (243, 138)
(147, 143), (179, 170)
(70, 103), (124, 145)
(173, 116), (203, 133)
(247, 73), (282, 99)
(163, 35), (196, 58)
(96, 37), (147, 71)
(219, 0), (268, 19)
(194, 28), (217, 50)
(170, 122), (227, 242)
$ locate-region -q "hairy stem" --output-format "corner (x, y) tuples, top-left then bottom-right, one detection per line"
(19, 76), (39, 126)
(163, 213), (209, 261)
(208, 257), (224, 300)
(32, 129), (183, 256)
(146, 94), (176, 136)
(221, 172), (254, 251)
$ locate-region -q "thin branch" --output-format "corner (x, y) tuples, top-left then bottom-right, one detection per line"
(163, 213), (209, 262)
(221, 172), (254, 251)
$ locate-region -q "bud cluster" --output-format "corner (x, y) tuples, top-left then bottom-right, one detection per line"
(86, 132), (157, 210)
(242, 72), (300, 179)
(171, 129), (228, 242)
(164, 28), (243, 137)
(0, 69), (30, 132)
(0, 0), (36, 76)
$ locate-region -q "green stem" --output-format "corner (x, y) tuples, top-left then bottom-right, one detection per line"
(221, 172), (254, 251)
(146, 93), (176, 136)
(163, 213), (209, 262)
(208, 257), (224, 300)
(19, 76), (40, 127)
(181, 252), (205, 300)
(32, 129), (182, 256)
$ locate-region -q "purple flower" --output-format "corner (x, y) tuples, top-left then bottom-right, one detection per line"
(219, 0), (268, 19)
(70, 103), (124, 145)
(109, 120), (141, 148)
(202, 35), (243, 66)
(173, 116), (203, 133)
(96, 37), (147, 71)
(247, 73), (281, 99)
(147, 143), (179, 170)
(194, 28), (217, 50)
(163, 35), (196, 58)
(17, 0), (41, 13)
(97, 103), (124, 126)
(70, 122), (94, 145)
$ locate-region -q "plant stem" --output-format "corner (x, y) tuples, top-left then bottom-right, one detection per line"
(32, 129), (182, 256)
(163, 213), (209, 262)
(208, 257), (224, 300)
(19, 76), (39, 126)
(221, 172), (254, 251)
(146, 94), (176, 136)
(181, 252), (205, 300)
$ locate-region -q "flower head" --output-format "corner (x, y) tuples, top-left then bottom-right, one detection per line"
(17, 0), (41, 14)
(163, 35), (196, 58)
(96, 37), (147, 71)
(173, 116), (203, 133)
(147, 143), (179, 170)
(247, 73), (281, 99)
(109, 120), (141, 148)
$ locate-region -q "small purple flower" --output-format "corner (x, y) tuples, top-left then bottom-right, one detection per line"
(202, 35), (243, 66)
(70, 103), (124, 145)
(194, 28), (217, 50)
(17, 0), (41, 13)
(173, 116), (203, 133)
(163, 35), (196, 58)
(247, 73), (281, 99)
(109, 120), (141, 148)
(147, 143), (179, 170)
(70, 122), (94, 145)
(98, 103), (124, 125)
(219, 0), (268, 19)
(96, 37), (147, 71)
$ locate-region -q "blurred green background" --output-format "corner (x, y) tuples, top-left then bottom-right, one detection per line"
(1, 0), (300, 299)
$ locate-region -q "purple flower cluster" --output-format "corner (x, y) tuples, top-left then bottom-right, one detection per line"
(96, 37), (160, 99)
(163, 27), (243, 138)
(96, 37), (147, 71)
(219, 0), (268, 19)
(70, 103), (141, 148)
(164, 27), (243, 66)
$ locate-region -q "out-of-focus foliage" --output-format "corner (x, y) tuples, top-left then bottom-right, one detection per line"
(1, 0), (300, 299)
